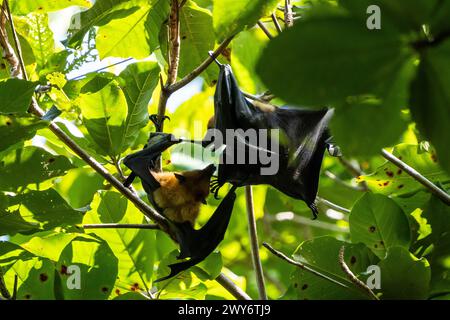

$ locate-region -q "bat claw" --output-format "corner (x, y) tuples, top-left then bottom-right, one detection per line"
(149, 114), (170, 131)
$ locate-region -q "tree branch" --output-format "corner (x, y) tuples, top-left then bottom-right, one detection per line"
(284, 0), (294, 28)
(263, 242), (350, 289)
(257, 21), (274, 39)
(245, 186), (267, 300)
(0, 267), (12, 300)
(271, 13), (282, 33)
(215, 273), (252, 300)
(338, 246), (379, 300)
(168, 36), (234, 93)
(381, 149), (450, 205)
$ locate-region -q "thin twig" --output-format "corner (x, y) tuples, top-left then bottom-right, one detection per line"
(0, 3), (21, 78)
(168, 36), (234, 93)
(68, 58), (134, 81)
(245, 186), (267, 300)
(257, 21), (274, 39)
(267, 212), (349, 233)
(381, 149), (450, 205)
(316, 197), (351, 214)
(271, 13), (283, 33)
(0, 267), (11, 299)
(338, 246), (379, 300)
(83, 223), (160, 230)
(11, 275), (17, 300)
(324, 170), (366, 192)
(263, 242), (350, 289)
(215, 273), (252, 300)
(284, 0), (294, 28)
(338, 156), (369, 191)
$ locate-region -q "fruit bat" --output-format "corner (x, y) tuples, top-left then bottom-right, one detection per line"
(205, 63), (334, 218)
(123, 133), (237, 282)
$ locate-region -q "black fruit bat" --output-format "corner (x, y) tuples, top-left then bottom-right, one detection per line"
(205, 62), (334, 218)
(123, 133), (237, 282)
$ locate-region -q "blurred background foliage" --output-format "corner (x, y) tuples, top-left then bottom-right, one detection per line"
(0, 0), (450, 300)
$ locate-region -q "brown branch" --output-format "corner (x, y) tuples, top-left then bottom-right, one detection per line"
(167, 0), (180, 86)
(284, 0), (294, 28)
(215, 273), (252, 300)
(0, 267), (12, 300)
(338, 246), (379, 300)
(271, 13), (282, 33)
(381, 149), (450, 205)
(245, 186), (267, 300)
(257, 21), (274, 39)
(168, 36), (234, 93)
(0, 3), (21, 78)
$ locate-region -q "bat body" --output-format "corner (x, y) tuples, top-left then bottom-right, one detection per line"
(151, 165), (215, 226)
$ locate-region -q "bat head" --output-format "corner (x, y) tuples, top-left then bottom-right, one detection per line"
(174, 164), (216, 204)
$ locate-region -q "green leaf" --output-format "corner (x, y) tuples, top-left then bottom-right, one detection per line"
(340, 0), (438, 33)
(410, 39), (450, 174)
(56, 237), (118, 300)
(213, 0), (279, 41)
(10, 0), (91, 15)
(429, 232), (450, 296)
(68, 0), (138, 48)
(0, 115), (47, 153)
(7, 189), (84, 231)
(329, 59), (415, 157)
(83, 191), (157, 293)
(144, 0), (170, 52)
(286, 236), (378, 300)
(0, 209), (40, 236)
(230, 28), (268, 93)
(0, 79), (38, 114)
(78, 80), (128, 157)
(0, 146), (75, 190)
(118, 62), (160, 150)
(256, 15), (413, 106)
(192, 252), (223, 281)
(0, 241), (35, 266)
(53, 168), (105, 209)
(378, 246), (430, 299)
(178, 1), (217, 84)
(20, 233), (82, 262)
(15, 14), (55, 70)
(349, 193), (411, 258)
(5, 257), (56, 300)
(96, 3), (154, 59)
(357, 144), (449, 196)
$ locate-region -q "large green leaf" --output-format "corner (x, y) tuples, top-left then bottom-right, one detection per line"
(358, 144), (449, 196)
(0, 115), (47, 152)
(10, 0), (90, 15)
(6, 189), (84, 232)
(68, 0), (137, 48)
(178, 1), (217, 84)
(78, 80), (128, 157)
(19, 233), (83, 262)
(118, 61), (160, 151)
(329, 59), (415, 157)
(0, 79), (38, 114)
(339, 0), (438, 33)
(83, 191), (157, 294)
(256, 15), (412, 106)
(213, 0), (279, 41)
(378, 246), (430, 299)
(349, 193), (411, 258)
(429, 232), (450, 297)
(0, 209), (40, 236)
(410, 39), (450, 174)
(284, 236), (378, 300)
(0, 146), (74, 190)
(56, 237), (118, 300)
(15, 14), (55, 70)
(144, 0), (170, 52)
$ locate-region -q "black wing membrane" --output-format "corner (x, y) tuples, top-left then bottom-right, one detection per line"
(207, 64), (333, 217)
(123, 132), (237, 282)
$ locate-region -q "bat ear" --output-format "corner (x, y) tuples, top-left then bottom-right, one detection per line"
(174, 173), (186, 183)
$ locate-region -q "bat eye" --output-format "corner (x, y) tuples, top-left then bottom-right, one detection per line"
(201, 198), (207, 205)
